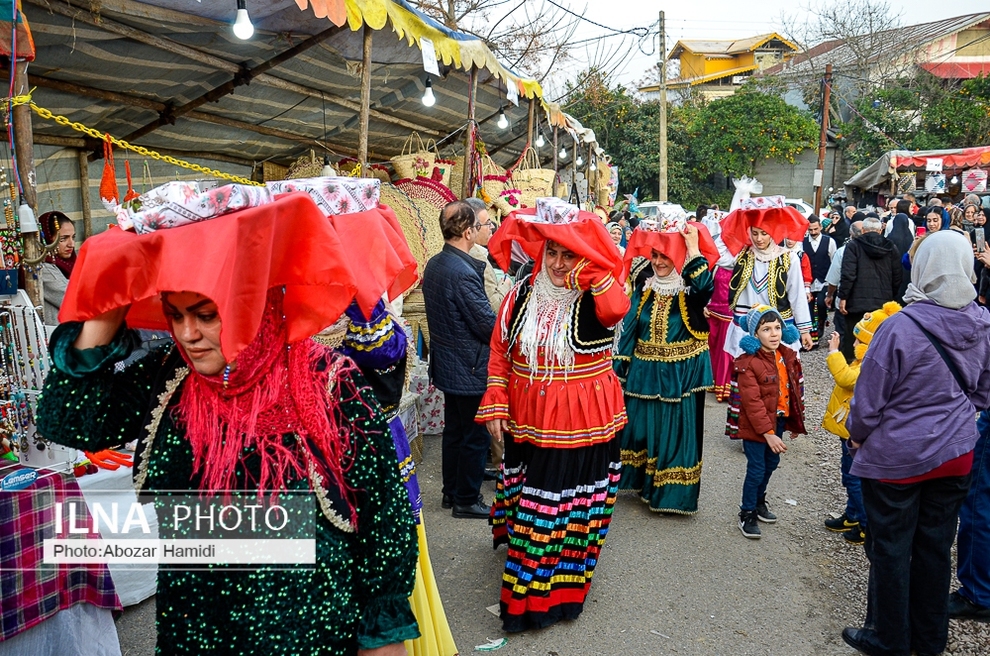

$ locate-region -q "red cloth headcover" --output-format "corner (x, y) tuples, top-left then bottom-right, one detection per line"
(326, 204), (419, 319)
(623, 219), (720, 277)
(718, 197), (810, 256)
(488, 206), (625, 282)
(59, 192), (358, 362)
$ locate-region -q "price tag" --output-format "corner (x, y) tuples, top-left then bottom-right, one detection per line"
(506, 80), (519, 107)
(420, 37), (440, 76)
(925, 158), (943, 172)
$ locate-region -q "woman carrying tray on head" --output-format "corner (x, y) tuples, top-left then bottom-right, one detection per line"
(614, 208), (719, 514)
(477, 199), (630, 633)
(36, 191), (420, 655)
(701, 209), (734, 401)
(713, 196), (813, 357)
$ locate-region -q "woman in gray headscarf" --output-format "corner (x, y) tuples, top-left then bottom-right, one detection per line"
(841, 231), (990, 656)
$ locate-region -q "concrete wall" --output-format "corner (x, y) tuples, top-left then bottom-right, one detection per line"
(754, 144), (857, 207)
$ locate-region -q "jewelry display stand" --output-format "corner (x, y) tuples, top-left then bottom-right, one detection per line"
(0, 290), (75, 468)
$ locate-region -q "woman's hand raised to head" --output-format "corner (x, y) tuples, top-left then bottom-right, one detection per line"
(681, 223), (702, 259)
(73, 305), (130, 350)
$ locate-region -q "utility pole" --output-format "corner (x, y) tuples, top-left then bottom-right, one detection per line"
(813, 63), (832, 214)
(658, 10), (668, 202)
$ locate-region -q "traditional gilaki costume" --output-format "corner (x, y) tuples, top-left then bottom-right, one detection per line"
(701, 209), (733, 401)
(477, 199), (630, 633)
(613, 211), (719, 514)
(36, 192), (421, 654)
(714, 196), (811, 358)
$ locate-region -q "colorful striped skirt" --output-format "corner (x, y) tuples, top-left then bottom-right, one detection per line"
(491, 434), (621, 633)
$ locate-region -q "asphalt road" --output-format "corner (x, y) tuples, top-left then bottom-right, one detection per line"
(114, 348), (873, 656)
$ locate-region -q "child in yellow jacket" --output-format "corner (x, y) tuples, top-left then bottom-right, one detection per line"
(822, 301), (901, 545)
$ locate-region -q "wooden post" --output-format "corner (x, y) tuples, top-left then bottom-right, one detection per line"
(813, 63), (833, 214)
(462, 67), (478, 200)
(358, 25), (372, 171)
(526, 98), (535, 148)
(12, 61), (42, 306)
(77, 149), (93, 240)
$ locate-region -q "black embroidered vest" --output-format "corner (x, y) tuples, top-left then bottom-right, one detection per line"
(507, 280), (614, 355)
(729, 249), (793, 319)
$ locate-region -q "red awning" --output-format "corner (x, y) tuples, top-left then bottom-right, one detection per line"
(920, 61), (990, 79)
(893, 145), (990, 170)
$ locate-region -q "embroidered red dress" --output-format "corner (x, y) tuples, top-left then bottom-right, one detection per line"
(476, 260), (629, 633)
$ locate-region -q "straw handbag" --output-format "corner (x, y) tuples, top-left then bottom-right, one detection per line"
(424, 139), (455, 188)
(391, 133), (436, 180)
(510, 147), (556, 209)
(481, 155), (509, 208)
(447, 154), (466, 199)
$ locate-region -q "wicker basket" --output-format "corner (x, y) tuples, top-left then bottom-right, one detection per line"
(380, 183), (429, 272)
(447, 155), (466, 199)
(395, 178), (455, 260)
(391, 133), (435, 180)
(286, 151), (330, 180)
(511, 147), (556, 209)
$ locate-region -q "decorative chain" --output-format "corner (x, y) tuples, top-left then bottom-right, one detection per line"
(7, 94), (262, 187)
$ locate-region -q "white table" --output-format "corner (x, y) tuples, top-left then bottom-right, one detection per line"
(75, 465), (158, 607)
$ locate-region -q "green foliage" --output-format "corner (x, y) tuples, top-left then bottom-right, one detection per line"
(686, 89), (820, 179)
(837, 73), (990, 168)
(563, 71), (818, 205)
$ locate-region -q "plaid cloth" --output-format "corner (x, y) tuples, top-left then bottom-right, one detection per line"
(0, 466), (120, 641)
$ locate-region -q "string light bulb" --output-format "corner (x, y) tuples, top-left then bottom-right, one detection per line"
(233, 0), (254, 40)
(422, 78), (436, 107)
(590, 159), (597, 171)
(497, 106), (509, 130)
(321, 154), (334, 177)
(576, 154), (584, 167)
(950, 175), (959, 185)
(559, 146), (567, 159)
(535, 132), (545, 148)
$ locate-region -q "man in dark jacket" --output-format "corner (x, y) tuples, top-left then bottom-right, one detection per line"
(422, 200), (497, 518)
(837, 216), (902, 362)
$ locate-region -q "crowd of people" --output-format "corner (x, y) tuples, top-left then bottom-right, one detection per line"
(32, 184), (990, 655)
(421, 190), (990, 656)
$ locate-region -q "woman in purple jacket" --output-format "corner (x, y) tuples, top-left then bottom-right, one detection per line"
(841, 231), (990, 656)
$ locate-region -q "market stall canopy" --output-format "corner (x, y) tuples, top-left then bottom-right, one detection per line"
(844, 145), (990, 190)
(19, 0), (593, 171)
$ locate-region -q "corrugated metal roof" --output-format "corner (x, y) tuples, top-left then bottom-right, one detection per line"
(22, 0), (578, 172)
(761, 13), (990, 82)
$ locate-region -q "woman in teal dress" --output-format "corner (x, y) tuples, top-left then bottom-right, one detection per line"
(614, 215), (717, 514)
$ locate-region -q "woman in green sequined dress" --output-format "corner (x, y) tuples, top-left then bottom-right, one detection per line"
(614, 218), (716, 514)
(35, 195), (419, 656)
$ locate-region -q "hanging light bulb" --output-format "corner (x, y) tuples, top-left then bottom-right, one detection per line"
(422, 78), (436, 107)
(321, 154), (334, 177)
(497, 106), (509, 130)
(950, 175), (959, 185)
(576, 154), (584, 167)
(233, 0), (254, 40)
(590, 159), (597, 171)
(535, 132), (545, 148)
(559, 145), (567, 159)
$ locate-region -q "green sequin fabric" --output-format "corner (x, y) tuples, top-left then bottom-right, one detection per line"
(36, 323), (420, 655)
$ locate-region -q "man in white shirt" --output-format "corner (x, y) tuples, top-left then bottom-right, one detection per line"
(802, 217), (836, 347)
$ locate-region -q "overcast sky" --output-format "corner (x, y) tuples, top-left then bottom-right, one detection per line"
(540, 0), (989, 98)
